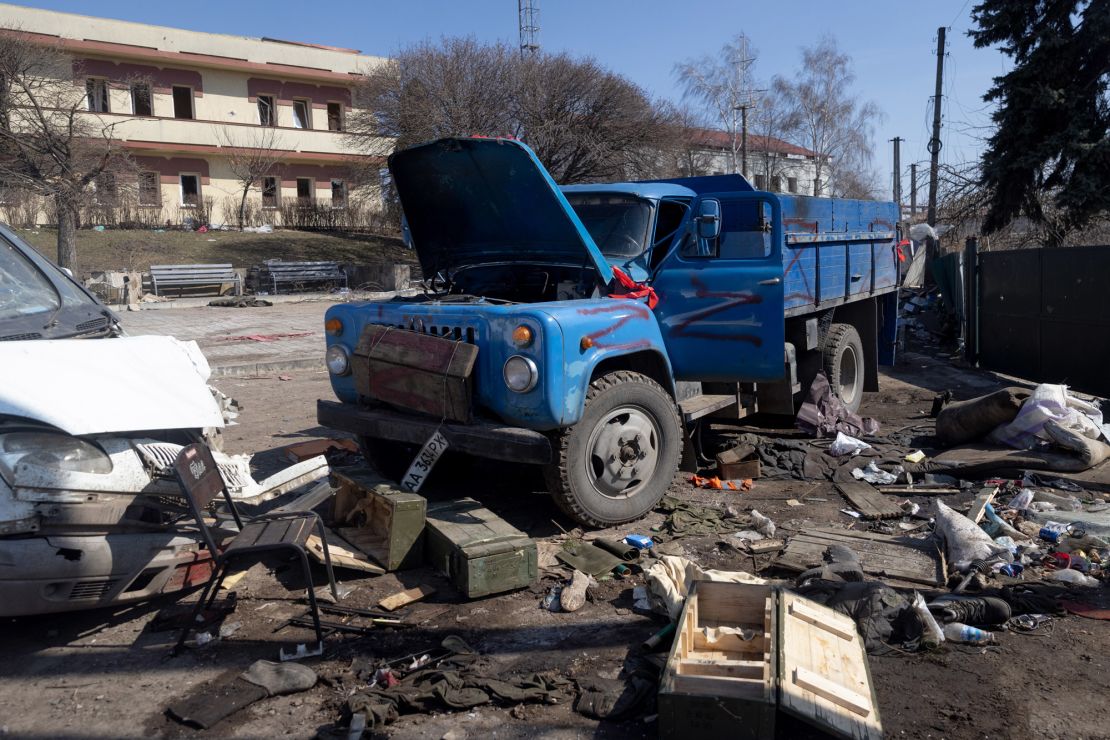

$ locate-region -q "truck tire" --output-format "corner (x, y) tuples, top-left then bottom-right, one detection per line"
(544, 371), (683, 527)
(822, 323), (864, 413)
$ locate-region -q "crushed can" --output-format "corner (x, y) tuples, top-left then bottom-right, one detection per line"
(1039, 521), (1071, 543)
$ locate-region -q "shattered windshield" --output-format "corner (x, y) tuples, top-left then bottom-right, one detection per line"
(0, 239), (58, 321)
(565, 194), (652, 258)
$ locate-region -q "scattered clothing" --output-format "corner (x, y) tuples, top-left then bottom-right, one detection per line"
(796, 370), (880, 438)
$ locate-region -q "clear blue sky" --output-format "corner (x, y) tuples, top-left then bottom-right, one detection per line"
(11, 0), (1007, 198)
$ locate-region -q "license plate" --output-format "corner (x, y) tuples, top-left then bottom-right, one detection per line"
(400, 431), (449, 493)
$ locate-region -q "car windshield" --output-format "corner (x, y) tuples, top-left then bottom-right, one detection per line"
(0, 239), (59, 321)
(565, 194), (652, 258)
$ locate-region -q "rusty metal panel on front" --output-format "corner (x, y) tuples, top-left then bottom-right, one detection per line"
(351, 324), (478, 423)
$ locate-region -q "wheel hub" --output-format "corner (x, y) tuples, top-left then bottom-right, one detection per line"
(586, 405), (662, 499)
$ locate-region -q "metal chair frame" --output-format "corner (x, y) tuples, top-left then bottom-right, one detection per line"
(170, 442), (338, 656)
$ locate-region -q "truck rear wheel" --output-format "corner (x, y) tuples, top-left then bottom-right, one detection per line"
(822, 323), (864, 413)
(544, 371), (682, 528)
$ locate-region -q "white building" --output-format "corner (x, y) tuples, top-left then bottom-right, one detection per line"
(684, 127), (828, 196)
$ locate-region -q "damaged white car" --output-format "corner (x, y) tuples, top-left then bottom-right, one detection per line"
(0, 227), (323, 617)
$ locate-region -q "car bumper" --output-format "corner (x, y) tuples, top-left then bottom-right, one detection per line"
(317, 400), (553, 465)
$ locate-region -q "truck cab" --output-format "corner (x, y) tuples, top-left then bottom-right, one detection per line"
(319, 137), (899, 527)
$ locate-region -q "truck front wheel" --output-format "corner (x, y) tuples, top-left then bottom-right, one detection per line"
(544, 371), (682, 527)
(822, 322), (864, 413)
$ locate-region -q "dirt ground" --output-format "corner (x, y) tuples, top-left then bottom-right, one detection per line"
(1, 355), (1108, 740)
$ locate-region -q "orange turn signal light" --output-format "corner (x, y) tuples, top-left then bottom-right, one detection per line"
(512, 325), (534, 347)
(580, 336), (595, 351)
(325, 318), (344, 335)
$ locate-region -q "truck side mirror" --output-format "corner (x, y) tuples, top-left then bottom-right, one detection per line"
(696, 199), (721, 240)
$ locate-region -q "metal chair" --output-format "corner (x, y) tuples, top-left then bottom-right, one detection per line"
(171, 442), (339, 657)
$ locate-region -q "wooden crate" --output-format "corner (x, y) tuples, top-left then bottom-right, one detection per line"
(332, 467), (426, 571)
(659, 581), (882, 740)
(424, 498), (537, 598)
(351, 324), (478, 423)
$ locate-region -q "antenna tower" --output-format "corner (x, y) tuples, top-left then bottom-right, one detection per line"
(518, 0), (539, 57)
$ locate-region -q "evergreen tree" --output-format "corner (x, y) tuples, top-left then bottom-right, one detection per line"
(971, 0), (1110, 243)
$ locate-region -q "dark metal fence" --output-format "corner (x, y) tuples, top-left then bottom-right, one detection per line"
(974, 245), (1110, 397)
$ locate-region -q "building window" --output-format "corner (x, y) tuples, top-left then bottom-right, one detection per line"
(179, 174), (200, 207)
(258, 95), (276, 127)
(138, 172), (160, 206)
(753, 174), (766, 190)
(86, 78), (109, 113)
(262, 176), (279, 209)
(327, 102), (343, 131)
(330, 179), (347, 208)
(292, 99), (311, 129)
(788, 177), (798, 194)
(296, 177), (313, 203)
(771, 176), (782, 192)
(131, 82), (152, 116)
(172, 86), (193, 119)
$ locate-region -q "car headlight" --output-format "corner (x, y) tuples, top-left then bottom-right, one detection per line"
(326, 344), (351, 376)
(503, 355), (538, 393)
(0, 433), (113, 474)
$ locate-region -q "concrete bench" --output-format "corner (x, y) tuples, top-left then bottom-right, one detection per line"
(149, 264), (242, 297)
(258, 261), (347, 294)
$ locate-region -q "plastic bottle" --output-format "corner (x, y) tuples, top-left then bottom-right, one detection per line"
(1008, 490), (1034, 510)
(943, 622), (997, 645)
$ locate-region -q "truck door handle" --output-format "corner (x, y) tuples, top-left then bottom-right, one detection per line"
(758, 277), (781, 286)
(850, 273), (863, 282)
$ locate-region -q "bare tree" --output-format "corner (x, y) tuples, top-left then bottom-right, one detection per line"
(748, 84), (801, 187)
(347, 37), (679, 184)
(775, 37), (882, 197)
(0, 30), (134, 268)
(674, 34), (760, 176)
(217, 126), (283, 230)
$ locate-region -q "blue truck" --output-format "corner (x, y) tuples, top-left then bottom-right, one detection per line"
(318, 137), (900, 526)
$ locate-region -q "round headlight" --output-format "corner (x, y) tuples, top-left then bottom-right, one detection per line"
(326, 344), (351, 376)
(503, 355), (538, 393)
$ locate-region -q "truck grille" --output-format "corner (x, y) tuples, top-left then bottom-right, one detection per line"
(400, 318), (477, 344)
(135, 442), (255, 491)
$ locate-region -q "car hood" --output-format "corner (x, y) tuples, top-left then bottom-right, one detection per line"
(0, 335), (225, 435)
(389, 137), (613, 282)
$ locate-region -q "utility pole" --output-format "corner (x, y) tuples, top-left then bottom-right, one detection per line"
(890, 136), (903, 207)
(910, 163), (918, 219)
(926, 26), (945, 262)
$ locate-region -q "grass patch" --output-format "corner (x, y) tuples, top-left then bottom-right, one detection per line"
(17, 227), (415, 275)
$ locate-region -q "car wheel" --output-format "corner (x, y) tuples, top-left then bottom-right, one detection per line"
(544, 370), (683, 527)
(822, 322), (864, 413)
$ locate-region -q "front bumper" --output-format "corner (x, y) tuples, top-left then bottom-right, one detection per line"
(317, 400), (553, 465)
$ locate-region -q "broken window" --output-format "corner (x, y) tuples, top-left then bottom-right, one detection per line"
(131, 82), (152, 116)
(788, 177), (798, 194)
(138, 172), (160, 206)
(179, 174), (200, 207)
(262, 176), (279, 208)
(292, 99), (311, 129)
(258, 95), (276, 126)
(330, 179), (346, 208)
(327, 102), (342, 131)
(86, 78), (109, 113)
(296, 177), (313, 203)
(172, 86), (193, 119)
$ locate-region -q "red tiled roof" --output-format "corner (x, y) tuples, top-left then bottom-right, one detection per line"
(687, 127), (818, 158)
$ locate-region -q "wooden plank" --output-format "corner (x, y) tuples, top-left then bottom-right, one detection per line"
(679, 394), (738, 422)
(378, 584), (436, 611)
(305, 531), (386, 575)
(876, 485), (960, 495)
(835, 482), (904, 520)
(777, 528), (941, 586)
(746, 538), (784, 554)
(967, 487), (999, 524)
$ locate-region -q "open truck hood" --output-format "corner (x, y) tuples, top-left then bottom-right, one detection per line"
(389, 137), (613, 282)
(0, 335), (224, 435)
